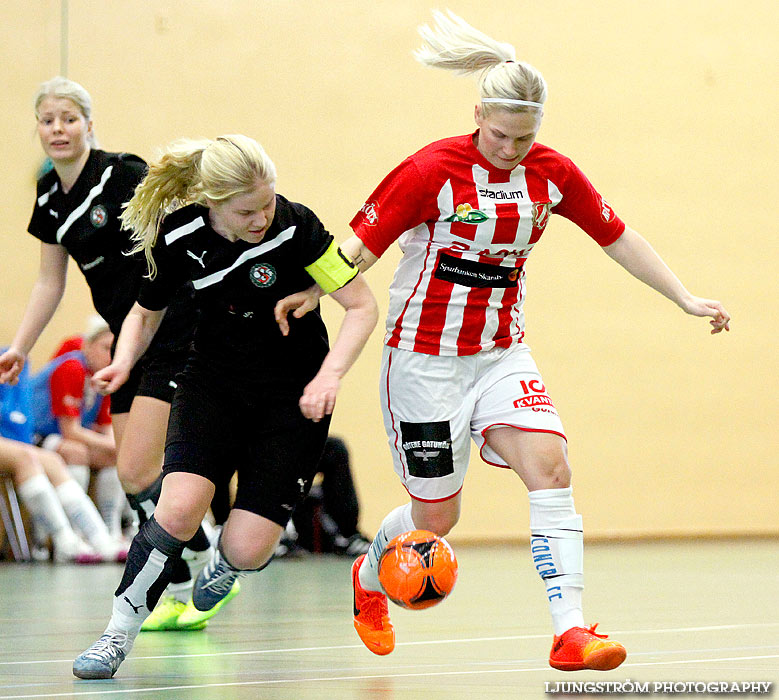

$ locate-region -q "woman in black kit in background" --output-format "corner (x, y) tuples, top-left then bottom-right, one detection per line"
(0, 77), (215, 623)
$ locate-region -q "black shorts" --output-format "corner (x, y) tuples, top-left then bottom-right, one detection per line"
(110, 344), (187, 415)
(162, 373), (330, 527)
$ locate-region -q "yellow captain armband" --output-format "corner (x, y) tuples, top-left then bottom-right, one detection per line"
(304, 240), (358, 294)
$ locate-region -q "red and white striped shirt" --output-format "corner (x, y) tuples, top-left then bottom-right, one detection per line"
(351, 132), (625, 356)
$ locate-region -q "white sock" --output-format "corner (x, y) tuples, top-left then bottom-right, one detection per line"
(529, 486), (585, 635)
(67, 465), (91, 492)
(94, 467), (126, 538)
(106, 545), (169, 646)
(52, 527), (87, 554)
(56, 478), (115, 553)
(166, 580), (192, 604)
(182, 544), (212, 584)
(359, 503), (416, 592)
(17, 473), (73, 539)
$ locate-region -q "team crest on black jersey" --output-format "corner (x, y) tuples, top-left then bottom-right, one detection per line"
(90, 204), (108, 228)
(250, 262), (276, 288)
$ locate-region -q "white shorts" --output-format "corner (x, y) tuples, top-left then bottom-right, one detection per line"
(379, 343), (566, 502)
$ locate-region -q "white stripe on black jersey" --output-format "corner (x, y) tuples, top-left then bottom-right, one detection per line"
(56, 165), (113, 243)
(27, 149), (196, 353)
(37, 182), (58, 207)
(164, 216), (207, 245)
(192, 226), (296, 290)
(138, 198), (334, 389)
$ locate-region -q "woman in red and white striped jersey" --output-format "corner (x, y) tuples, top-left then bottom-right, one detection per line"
(277, 10), (730, 671)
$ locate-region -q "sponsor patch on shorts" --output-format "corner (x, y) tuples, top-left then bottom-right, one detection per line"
(400, 421), (454, 478)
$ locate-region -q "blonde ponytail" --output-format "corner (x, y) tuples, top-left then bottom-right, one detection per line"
(122, 139), (210, 279)
(414, 10), (546, 113)
(123, 135), (276, 278)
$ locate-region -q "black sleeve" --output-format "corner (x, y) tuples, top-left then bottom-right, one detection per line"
(27, 177), (59, 244)
(116, 154), (148, 196)
(136, 229), (188, 311)
(294, 202), (334, 266)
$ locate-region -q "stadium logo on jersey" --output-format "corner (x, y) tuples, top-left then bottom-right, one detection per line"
(359, 200), (379, 225)
(532, 202), (551, 231)
(249, 262), (276, 288)
(600, 198), (614, 223)
(89, 204), (108, 228)
(477, 187), (524, 201)
(444, 203), (489, 224)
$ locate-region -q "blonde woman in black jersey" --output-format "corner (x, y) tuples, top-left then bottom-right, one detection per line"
(73, 134), (377, 679)
(0, 77), (217, 623)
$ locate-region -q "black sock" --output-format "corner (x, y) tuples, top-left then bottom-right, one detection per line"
(115, 515), (186, 615)
(125, 474), (164, 527)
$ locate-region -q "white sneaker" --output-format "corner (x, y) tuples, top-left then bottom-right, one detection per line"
(90, 535), (129, 563)
(53, 533), (103, 564)
(31, 540), (51, 562)
(73, 631), (132, 679)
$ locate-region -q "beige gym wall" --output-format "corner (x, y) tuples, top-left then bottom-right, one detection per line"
(1, 1), (776, 540)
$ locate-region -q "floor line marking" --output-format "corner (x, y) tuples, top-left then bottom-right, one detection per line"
(1, 654), (778, 699)
(1, 621), (777, 667)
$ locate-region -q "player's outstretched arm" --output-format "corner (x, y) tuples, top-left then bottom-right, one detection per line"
(92, 302), (167, 395)
(275, 234), (380, 335)
(603, 226), (731, 334)
(0, 243), (69, 384)
(339, 235), (379, 274)
(298, 273), (378, 422)
(274, 285), (323, 336)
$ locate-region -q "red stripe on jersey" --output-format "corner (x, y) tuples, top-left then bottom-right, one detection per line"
(412, 247), (455, 354)
(457, 283), (491, 354)
(487, 167), (518, 245)
(388, 226), (436, 350)
(492, 202), (520, 244)
(450, 218), (478, 242)
(493, 261), (525, 346)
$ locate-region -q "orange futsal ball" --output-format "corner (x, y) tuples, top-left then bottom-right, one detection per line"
(377, 529), (458, 610)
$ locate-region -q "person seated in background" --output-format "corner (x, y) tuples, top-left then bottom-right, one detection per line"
(47, 318), (137, 539)
(27, 316), (127, 559)
(276, 436), (372, 557)
(0, 355), (119, 563)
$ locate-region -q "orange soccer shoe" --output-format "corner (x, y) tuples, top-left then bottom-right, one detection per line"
(352, 554), (395, 655)
(549, 624), (626, 671)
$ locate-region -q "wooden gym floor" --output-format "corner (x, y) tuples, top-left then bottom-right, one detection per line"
(0, 539), (776, 699)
